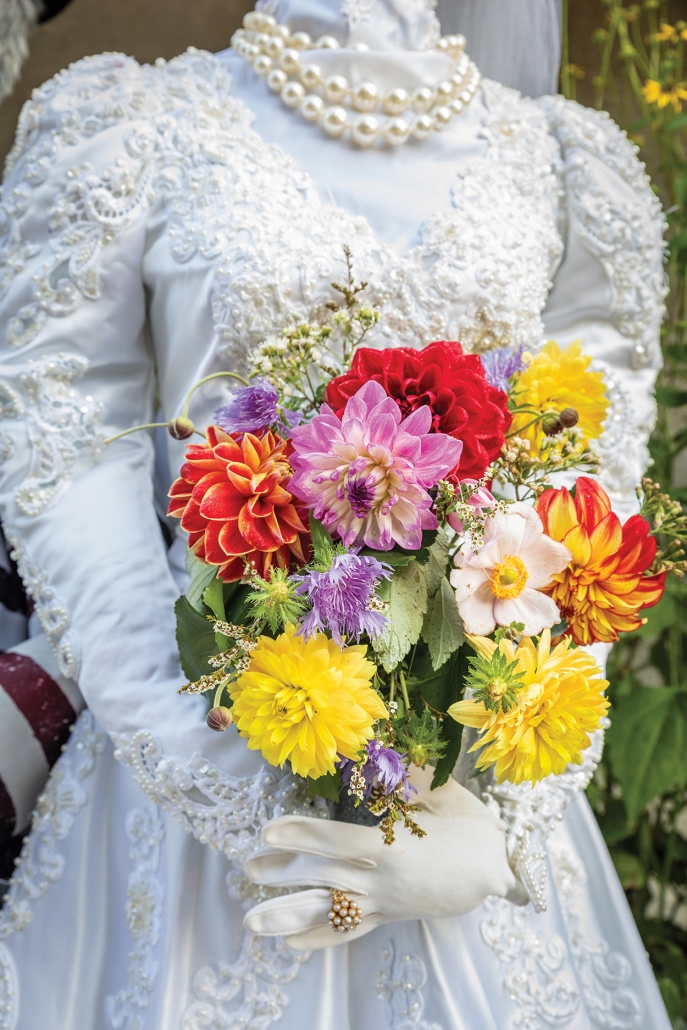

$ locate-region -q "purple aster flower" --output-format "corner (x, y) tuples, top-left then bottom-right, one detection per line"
(480, 344), (529, 394)
(214, 379), (303, 436)
(340, 738), (414, 801)
(293, 550), (392, 647)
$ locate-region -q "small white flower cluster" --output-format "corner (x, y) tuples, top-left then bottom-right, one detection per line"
(347, 763), (367, 801)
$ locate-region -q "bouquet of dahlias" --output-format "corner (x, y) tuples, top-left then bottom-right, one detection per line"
(158, 256), (682, 845)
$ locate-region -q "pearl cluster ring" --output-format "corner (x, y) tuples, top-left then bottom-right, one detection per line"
(232, 11), (481, 148)
(328, 889), (363, 932)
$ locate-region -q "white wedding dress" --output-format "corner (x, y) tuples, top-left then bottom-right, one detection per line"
(0, 0), (672, 1026)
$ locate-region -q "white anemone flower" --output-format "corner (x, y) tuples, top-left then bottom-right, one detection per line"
(450, 502), (572, 636)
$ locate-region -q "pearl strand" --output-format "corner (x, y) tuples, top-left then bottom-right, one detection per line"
(232, 10), (481, 148)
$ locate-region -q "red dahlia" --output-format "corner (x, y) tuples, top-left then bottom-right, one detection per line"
(325, 342), (512, 481)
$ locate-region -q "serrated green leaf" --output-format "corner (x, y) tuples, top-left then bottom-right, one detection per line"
(185, 550), (218, 612)
(175, 595), (221, 683)
(203, 577), (226, 621)
(607, 687), (687, 820)
(431, 716), (463, 789)
(306, 770), (342, 800)
(360, 547), (413, 568)
(409, 647), (465, 714)
(421, 577), (465, 670)
(424, 529), (450, 596)
(373, 561), (429, 673)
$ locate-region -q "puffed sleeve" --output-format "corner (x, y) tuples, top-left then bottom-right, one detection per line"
(538, 95), (667, 517)
(0, 51), (303, 859)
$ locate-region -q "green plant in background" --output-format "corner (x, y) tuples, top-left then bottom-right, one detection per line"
(564, 2), (687, 1024)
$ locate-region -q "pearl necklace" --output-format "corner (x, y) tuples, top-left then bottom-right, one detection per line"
(232, 11), (481, 148)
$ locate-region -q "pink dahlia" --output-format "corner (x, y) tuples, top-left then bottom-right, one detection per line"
(289, 381), (463, 551)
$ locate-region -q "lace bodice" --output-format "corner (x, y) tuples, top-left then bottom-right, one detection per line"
(0, 48), (666, 900)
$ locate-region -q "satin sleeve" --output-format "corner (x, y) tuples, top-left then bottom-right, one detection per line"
(539, 95), (667, 517)
(0, 52), (295, 863)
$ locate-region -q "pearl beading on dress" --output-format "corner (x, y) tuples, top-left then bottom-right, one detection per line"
(232, 10), (480, 147)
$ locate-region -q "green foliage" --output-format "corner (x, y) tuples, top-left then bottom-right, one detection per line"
(306, 770), (342, 800)
(175, 595), (221, 682)
(406, 646), (470, 788)
(393, 710), (447, 769)
(374, 560), (429, 672)
(421, 578), (465, 671)
(465, 647), (526, 714)
(185, 550), (218, 612)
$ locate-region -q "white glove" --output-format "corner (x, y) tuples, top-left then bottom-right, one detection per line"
(243, 766), (525, 950)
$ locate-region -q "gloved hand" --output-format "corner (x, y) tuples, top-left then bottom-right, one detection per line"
(243, 766), (525, 950)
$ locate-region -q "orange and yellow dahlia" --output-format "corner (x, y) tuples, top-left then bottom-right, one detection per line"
(168, 427), (310, 582)
(536, 477), (665, 645)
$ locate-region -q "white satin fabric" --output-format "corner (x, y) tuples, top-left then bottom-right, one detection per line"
(0, 3), (671, 1026)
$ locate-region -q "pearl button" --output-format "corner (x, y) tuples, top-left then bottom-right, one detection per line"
(266, 68), (288, 92)
(383, 87), (409, 115)
(323, 75), (349, 103)
(432, 105), (452, 130)
(383, 116), (410, 146)
(351, 113), (380, 147)
(253, 54), (272, 77)
(411, 86), (435, 113)
(264, 36), (284, 59)
(411, 113), (434, 139)
(289, 30), (312, 49)
(321, 105), (349, 137)
(351, 81), (380, 112)
(300, 93), (325, 121)
(281, 81), (305, 108)
(279, 47), (301, 75)
(300, 64), (322, 89)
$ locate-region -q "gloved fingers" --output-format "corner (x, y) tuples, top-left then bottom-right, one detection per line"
(262, 815), (378, 867)
(244, 888), (333, 937)
(244, 847), (365, 893)
(285, 912), (385, 952)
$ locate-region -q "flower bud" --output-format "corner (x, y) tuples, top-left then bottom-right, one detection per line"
(206, 706), (233, 732)
(541, 412), (563, 436)
(168, 416), (195, 440)
(559, 407), (579, 429)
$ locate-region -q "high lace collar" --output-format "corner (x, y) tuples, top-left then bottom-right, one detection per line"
(255, 0), (441, 51)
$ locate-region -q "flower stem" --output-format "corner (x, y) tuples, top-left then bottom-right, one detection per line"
(181, 371), (250, 418)
(103, 422), (170, 446)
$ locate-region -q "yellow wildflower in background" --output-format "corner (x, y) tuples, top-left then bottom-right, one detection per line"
(509, 340), (608, 457)
(448, 630), (609, 786)
(642, 79), (687, 113)
(229, 623), (386, 779)
(652, 23), (687, 44)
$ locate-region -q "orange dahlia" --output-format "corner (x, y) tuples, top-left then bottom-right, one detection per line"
(168, 427), (310, 582)
(536, 477), (665, 645)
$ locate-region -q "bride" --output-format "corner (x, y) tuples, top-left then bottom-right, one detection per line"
(0, 0), (671, 1027)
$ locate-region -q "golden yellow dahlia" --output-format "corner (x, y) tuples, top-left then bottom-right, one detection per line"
(510, 340), (608, 457)
(228, 624), (387, 779)
(448, 630), (609, 786)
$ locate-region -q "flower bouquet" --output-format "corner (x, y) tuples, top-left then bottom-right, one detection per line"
(147, 255), (682, 846)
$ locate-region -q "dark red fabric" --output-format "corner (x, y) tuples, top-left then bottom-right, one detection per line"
(0, 777), (16, 844)
(0, 654), (75, 767)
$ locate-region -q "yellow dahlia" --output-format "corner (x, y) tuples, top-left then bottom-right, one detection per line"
(228, 624), (387, 779)
(510, 340), (608, 457)
(448, 630), (609, 786)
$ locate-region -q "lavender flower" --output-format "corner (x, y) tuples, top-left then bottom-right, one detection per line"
(340, 738), (414, 801)
(293, 551), (392, 647)
(214, 379), (303, 436)
(480, 344), (529, 394)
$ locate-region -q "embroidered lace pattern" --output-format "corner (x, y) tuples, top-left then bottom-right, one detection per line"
(105, 806), (165, 1030)
(3, 528), (80, 678)
(0, 946), (18, 1030)
(0, 352), (102, 516)
(181, 934), (310, 1030)
(591, 359), (655, 511)
(480, 897), (581, 1030)
(376, 940), (443, 1030)
(0, 711), (104, 940)
(114, 730), (327, 876)
(539, 96), (667, 373)
(550, 846), (643, 1030)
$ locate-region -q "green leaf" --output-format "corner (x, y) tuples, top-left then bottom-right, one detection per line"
(309, 512), (332, 562)
(306, 771), (341, 800)
(421, 577), (465, 670)
(203, 577), (226, 621)
(607, 687), (687, 820)
(185, 550), (218, 612)
(431, 715), (463, 789)
(664, 112), (687, 133)
(360, 547), (413, 568)
(609, 849), (646, 890)
(175, 595), (221, 683)
(410, 647), (465, 714)
(655, 386), (687, 408)
(636, 591), (679, 639)
(424, 529), (450, 596)
(373, 561), (429, 673)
